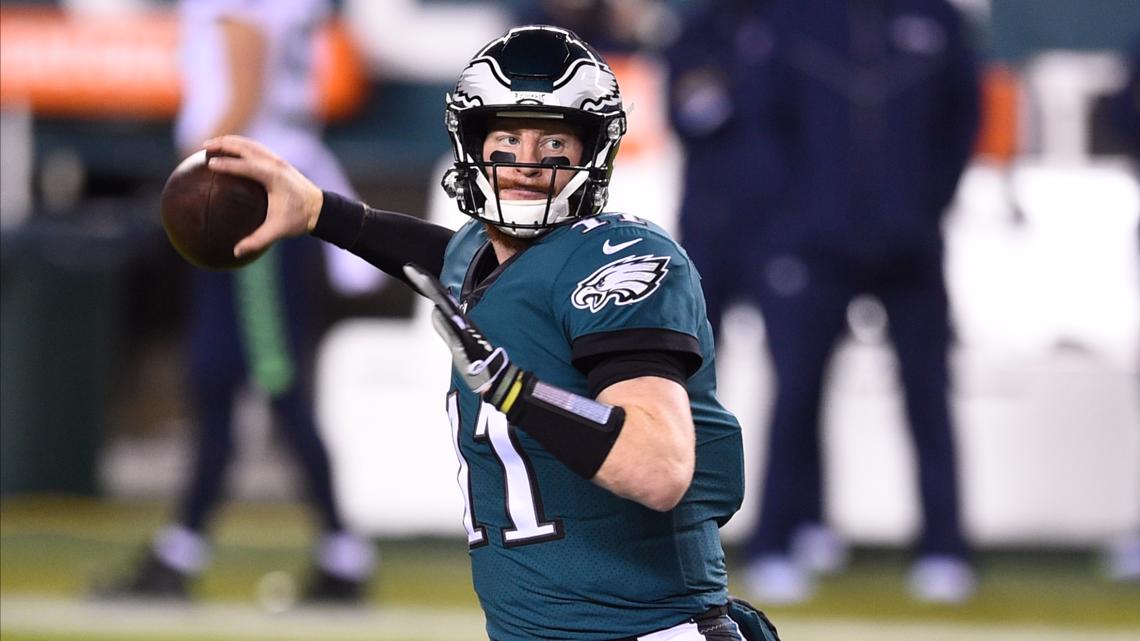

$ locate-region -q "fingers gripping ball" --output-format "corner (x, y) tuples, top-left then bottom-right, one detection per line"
(160, 150), (268, 269)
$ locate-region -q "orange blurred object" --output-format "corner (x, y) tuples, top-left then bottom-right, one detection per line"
(975, 63), (1020, 162)
(313, 21), (368, 122)
(0, 7), (365, 121)
(606, 53), (669, 161)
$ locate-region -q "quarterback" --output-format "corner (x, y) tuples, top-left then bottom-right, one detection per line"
(205, 25), (779, 641)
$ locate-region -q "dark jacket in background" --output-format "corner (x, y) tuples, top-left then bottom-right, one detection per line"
(765, 0), (980, 260)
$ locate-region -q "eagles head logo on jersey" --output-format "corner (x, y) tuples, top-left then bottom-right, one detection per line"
(571, 254), (671, 313)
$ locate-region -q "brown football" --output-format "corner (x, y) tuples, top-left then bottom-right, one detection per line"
(160, 150), (268, 270)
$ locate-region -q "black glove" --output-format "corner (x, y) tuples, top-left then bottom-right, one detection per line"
(403, 263), (521, 409)
(727, 596), (782, 641)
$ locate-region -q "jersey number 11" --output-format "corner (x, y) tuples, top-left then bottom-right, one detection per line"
(447, 391), (565, 548)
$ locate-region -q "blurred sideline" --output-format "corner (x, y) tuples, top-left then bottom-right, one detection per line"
(3, 596), (1136, 641)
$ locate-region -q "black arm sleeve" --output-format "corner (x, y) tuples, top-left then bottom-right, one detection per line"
(571, 328), (703, 395)
(311, 190), (455, 283)
(582, 350), (690, 398)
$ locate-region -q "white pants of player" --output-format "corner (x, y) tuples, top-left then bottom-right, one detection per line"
(635, 615), (744, 641)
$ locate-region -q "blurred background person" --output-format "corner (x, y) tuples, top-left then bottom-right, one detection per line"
(665, 0), (781, 339)
(668, 0), (981, 605)
(95, 0), (379, 603)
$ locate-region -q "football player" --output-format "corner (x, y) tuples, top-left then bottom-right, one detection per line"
(206, 25), (779, 641)
(97, 0), (376, 603)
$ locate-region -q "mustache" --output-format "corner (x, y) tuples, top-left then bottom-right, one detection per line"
(494, 181), (553, 194)
(487, 171), (560, 195)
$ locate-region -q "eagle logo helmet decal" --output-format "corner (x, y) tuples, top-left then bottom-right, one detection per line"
(571, 254), (671, 313)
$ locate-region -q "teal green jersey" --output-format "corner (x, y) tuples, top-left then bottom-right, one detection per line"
(440, 214), (744, 640)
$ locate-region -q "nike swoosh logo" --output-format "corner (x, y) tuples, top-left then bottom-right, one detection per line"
(602, 238), (643, 255)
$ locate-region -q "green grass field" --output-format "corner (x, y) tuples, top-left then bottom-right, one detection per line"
(2, 496), (1138, 641)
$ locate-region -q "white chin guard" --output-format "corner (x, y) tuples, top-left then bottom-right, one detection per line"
(475, 169), (588, 238)
(488, 199), (571, 238)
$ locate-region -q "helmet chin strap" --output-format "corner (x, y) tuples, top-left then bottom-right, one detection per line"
(474, 166), (591, 239)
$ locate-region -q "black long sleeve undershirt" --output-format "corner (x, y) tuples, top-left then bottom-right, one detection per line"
(313, 190), (695, 398)
(311, 190), (455, 285)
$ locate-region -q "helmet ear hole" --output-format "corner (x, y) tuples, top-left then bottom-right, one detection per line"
(592, 185), (608, 210)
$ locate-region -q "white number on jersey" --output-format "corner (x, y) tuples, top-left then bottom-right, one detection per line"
(447, 392), (564, 548)
(572, 213), (646, 234)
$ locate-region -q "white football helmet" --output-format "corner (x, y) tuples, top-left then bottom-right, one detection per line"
(442, 25), (627, 238)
